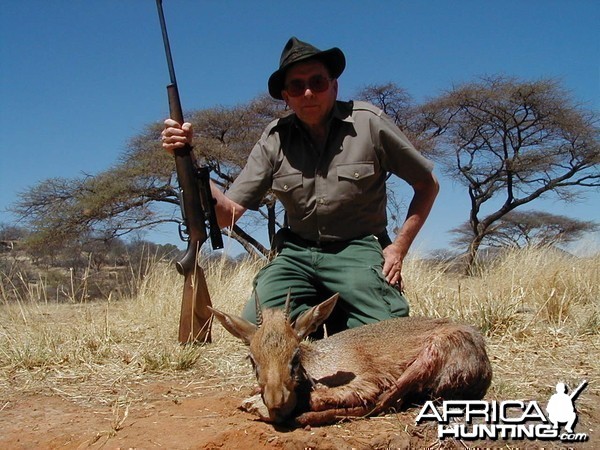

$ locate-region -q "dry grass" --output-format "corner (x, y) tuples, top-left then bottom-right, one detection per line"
(1, 247), (598, 416)
(406, 247), (599, 403)
(0, 254), (262, 409)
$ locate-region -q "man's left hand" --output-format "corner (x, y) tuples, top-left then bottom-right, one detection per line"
(382, 243), (405, 292)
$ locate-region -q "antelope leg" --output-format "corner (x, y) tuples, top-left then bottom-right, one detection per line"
(295, 405), (372, 426)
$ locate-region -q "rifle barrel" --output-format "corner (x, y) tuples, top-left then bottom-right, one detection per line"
(155, 0), (223, 255)
(156, 0), (178, 85)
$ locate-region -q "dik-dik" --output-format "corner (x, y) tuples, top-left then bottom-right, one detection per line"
(209, 293), (492, 426)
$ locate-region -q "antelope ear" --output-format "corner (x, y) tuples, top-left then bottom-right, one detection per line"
(293, 293), (339, 340)
(208, 307), (257, 345)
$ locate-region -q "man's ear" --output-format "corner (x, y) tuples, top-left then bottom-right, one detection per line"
(208, 307), (257, 345)
(292, 293), (339, 340)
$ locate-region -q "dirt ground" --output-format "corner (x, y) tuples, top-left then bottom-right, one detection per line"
(1, 380), (598, 450)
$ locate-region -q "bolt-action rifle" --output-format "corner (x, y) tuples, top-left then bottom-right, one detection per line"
(156, 0), (223, 344)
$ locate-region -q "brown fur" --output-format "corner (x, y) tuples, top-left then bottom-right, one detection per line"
(209, 294), (492, 426)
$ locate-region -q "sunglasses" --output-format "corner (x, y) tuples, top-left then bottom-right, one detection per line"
(284, 74), (333, 97)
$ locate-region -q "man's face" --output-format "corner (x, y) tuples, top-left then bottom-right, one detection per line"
(282, 60), (338, 129)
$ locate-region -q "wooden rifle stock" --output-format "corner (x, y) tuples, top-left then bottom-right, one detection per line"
(156, 0), (223, 344)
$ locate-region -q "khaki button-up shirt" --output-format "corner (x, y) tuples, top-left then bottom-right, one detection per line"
(226, 100), (434, 242)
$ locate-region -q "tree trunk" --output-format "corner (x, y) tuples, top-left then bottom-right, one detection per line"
(465, 234), (484, 276)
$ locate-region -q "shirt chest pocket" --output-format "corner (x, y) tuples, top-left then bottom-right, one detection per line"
(336, 161), (375, 201)
(337, 162), (375, 181)
(336, 162), (376, 199)
(272, 171), (304, 215)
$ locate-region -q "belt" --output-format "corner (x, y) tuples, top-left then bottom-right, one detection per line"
(288, 234), (350, 250)
(280, 229), (392, 251)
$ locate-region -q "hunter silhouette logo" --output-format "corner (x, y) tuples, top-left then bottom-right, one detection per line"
(415, 379), (589, 442)
(546, 380), (587, 434)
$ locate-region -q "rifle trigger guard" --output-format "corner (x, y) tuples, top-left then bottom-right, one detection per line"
(178, 221), (190, 242)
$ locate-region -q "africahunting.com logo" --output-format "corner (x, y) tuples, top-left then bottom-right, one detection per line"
(415, 380), (589, 443)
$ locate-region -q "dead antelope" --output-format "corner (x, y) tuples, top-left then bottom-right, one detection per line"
(209, 292), (492, 426)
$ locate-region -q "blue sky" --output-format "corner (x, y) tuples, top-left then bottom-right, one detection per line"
(1, 0), (599, 256)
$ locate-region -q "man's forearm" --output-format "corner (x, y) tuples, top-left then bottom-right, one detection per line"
(210, 181), (247, 229)
(392, 173), (439, 256)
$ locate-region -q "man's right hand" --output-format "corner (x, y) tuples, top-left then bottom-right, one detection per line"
(161, 119), (194, 153)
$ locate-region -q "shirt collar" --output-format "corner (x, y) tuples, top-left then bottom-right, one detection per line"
(331, 100), (354, 124)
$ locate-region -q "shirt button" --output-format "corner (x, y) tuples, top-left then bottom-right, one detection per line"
(283, 184), (289, 190)
(354, 172), (360, 178)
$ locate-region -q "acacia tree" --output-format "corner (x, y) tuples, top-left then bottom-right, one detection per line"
(450, 210), (598, 249)
(12, 95), (287, 258)
(420, 77), (600, 272)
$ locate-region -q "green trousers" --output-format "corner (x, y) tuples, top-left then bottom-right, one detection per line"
(241, 234), (409, 333)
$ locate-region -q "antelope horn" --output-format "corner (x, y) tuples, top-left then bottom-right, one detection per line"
(254, 289), (263, 327)
(284, 288), (292, 322)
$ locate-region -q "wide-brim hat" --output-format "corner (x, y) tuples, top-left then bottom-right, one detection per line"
(268, 37), (346, 100)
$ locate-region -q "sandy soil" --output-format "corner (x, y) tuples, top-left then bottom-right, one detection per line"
(1, 380), (598, 449)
